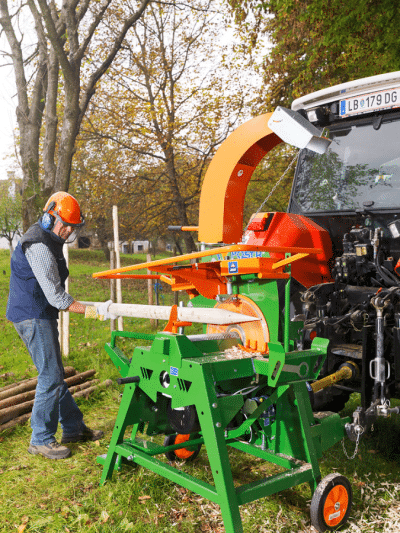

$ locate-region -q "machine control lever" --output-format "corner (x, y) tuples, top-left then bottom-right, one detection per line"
(117, 376), (140, 385)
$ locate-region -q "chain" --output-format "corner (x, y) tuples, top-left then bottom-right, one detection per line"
(241, 151), (300, 240)
(342, 426), (364, 460)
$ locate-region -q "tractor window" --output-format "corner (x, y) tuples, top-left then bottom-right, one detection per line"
(292, 116), (400, 212)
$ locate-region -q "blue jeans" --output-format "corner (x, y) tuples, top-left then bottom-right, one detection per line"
(14, 319), (86, 445)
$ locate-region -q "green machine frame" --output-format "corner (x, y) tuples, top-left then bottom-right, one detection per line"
(98, 276), (350, 533)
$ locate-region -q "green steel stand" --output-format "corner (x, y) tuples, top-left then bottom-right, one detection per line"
(98, 325), (348, 533)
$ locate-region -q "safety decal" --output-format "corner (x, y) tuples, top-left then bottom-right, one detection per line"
(228, 261), (239, 274)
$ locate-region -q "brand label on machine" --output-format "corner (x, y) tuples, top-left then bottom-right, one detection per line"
(170, 366), (179, 377)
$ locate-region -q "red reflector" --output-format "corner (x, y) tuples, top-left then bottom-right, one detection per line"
(310, 331), (317, 341)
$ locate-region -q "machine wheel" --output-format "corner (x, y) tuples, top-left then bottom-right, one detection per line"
(310, 473), (352, 532)
(163, 434), (202, 462)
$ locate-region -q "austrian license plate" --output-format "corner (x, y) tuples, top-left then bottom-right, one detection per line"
(339, 87), (400, 117)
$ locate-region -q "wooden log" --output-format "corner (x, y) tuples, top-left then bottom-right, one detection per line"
(0, 370), (97, 423)
(64, 369), (96, 387)
(0, 380), (101, 431)
(0, 375), (99, 410)
(0, 379), (106, 432)
(0, 380), (21, 393)
(0, 398), (34, 424)
(0, 366), (76, 401)
(0, 412), (31, 432)
(107, 303), (260, 325)
(68, 379), (99, 395)
(72, 379), (112, 399)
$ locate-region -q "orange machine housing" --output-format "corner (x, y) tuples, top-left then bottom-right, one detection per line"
(244, 212), (333, 288)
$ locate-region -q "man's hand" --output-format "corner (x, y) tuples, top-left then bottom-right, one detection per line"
(84, 300), (117, 321)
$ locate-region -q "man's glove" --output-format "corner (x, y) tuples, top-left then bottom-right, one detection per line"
(97, 300), (117, 321)
(84, 300), (117, 321)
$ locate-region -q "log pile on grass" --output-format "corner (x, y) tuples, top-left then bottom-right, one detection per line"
(0, 367), (112, 431)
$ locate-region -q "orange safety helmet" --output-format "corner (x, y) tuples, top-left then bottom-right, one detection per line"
(43, 192), (85, 229)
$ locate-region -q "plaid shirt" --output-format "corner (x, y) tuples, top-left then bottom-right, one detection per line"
(25, 243), (74, 310)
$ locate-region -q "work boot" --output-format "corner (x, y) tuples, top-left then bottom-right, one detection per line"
(61, 427), (104, 444)
(28, 440), (71, 460)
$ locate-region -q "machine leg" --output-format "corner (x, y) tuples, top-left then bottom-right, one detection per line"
(293, 382), (321, 493)
(100, 385), (140, 485)
(198, 368), (244, 533)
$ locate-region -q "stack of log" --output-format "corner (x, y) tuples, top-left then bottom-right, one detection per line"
(0, 366), (112, 431)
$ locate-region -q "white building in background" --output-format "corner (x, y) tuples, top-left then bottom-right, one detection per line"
(109, 240), (150, 254)
(0, 235), (20, 250)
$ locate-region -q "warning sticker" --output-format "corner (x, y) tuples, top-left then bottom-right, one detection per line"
(228, 261), (239, 274)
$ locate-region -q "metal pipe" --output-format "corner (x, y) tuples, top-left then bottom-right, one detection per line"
(370, 299), (388, 403)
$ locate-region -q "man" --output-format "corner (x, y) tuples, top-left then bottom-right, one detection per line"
(6, 192), (115, 460)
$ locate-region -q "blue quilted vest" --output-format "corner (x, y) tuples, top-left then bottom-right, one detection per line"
(6, 222), (69, 322)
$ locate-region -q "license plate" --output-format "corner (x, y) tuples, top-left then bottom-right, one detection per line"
(339, 87), (400, 117)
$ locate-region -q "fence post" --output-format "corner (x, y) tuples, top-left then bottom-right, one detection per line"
(112, 206), (123, 331)
(110, 249), (116, 332)
(147, 253), (156, 329)
(61, 243), (70, 356)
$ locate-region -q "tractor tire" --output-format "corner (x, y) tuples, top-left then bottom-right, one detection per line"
(312, 387), (351, 413)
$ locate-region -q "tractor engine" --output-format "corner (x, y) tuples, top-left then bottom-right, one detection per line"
(300, 221), (400, 416)
(245, 211), (400, 429)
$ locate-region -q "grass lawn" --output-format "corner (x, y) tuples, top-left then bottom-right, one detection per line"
(0, 249), (400, 532)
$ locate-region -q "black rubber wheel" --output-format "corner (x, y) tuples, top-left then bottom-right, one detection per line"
(310, 473), (352, 532)
(163, 433), (202, 462)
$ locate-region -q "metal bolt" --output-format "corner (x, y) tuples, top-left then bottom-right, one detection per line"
(212, 402), (218, 408)
(216, 422), (221, 428)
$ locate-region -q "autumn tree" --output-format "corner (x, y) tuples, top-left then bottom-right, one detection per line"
(228, 0), (400, 110)
(0, 175), (22, 254)
(73, 0), (249, 253)
(0, 0), (152, 231)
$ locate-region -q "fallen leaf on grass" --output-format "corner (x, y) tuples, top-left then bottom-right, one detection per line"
(17, 516), (29, 533)
(100, 510), (109, 523)
(138, 495), (151, 502)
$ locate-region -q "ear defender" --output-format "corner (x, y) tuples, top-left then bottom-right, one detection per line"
(41, 201), (56, 230)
